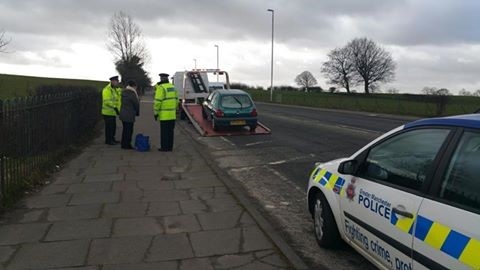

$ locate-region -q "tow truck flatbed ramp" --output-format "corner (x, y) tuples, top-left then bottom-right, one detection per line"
(182, 104), (271, 137)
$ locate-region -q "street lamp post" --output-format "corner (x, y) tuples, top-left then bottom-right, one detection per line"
(267, 9), (274, 102)
(193, 58), (197, 70)
(214, 45), (219, 82)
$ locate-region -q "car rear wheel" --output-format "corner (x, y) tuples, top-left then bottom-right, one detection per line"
(314, 192), (341, 248)
(249, 125), (257, 132)
(212, 118), (219, 131)
(202, 109), (207, 119)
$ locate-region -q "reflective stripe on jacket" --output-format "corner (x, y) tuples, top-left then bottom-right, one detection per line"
(102, 83), (120, 116)
(153, 82), (178, 121)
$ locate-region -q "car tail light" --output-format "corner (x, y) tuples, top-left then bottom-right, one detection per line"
(215, 109), (224, 117)
(250, 108), (257, 117)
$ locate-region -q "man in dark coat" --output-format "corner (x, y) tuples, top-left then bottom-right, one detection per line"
(119, 80), (140, 149)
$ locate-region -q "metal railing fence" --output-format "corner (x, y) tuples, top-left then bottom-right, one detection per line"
(0, 90), (101, 204)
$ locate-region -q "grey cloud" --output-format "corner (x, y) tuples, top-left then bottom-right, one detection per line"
(2, 0), (478, 47)
(1, 0), (480, 93)
(364, 0), (480, 46)
(2, 49), (70, 68)
(398, 55), (480, 86)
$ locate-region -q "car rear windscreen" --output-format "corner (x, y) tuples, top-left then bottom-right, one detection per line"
(220, 95), (252, 109)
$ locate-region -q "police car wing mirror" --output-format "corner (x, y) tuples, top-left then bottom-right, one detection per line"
(338, 160), (357, 175)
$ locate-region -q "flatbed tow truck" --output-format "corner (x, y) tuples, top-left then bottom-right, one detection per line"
(173, 69), (271, 137)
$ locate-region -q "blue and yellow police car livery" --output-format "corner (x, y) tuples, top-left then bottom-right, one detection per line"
(307, 114), (480, 270)
(311, 168), (347, 197)
(390, 213), (480, 269)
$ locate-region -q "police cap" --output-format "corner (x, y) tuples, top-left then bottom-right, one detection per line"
(159, 73), (169, 78)
(109, 75), (119, 81)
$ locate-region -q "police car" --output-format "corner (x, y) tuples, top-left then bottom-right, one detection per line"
(307, 114), (480, 270)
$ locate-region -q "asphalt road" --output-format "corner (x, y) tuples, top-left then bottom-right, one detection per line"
(228, 103), (413, 189)
(184, 103), (415, 269)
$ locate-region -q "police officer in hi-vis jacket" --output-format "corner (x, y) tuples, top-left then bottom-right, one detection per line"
(102, 75), (121, 145)
(153, 73), (178, 151)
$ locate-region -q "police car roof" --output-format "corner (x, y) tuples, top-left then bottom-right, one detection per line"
(405, 113), (480, 129)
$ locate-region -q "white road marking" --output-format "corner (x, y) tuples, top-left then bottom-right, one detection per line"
(334, 124), (382, 135)
(229, 166), (256, 173)
(268, 155), (309, 165)
(266, 166), (290, 181)
(245, 140), (272, 147)
(220, 136), (235, 146)
(269, 160), (288, 165)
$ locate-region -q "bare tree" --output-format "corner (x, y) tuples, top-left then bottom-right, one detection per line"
(369, 84), (382, 93)
(107, 11), (148, 62)
(295, 71), (318, 92)
(422, 86), (451, 96)
(436, 88), (450, 96)
(458, 89), (472, 96)
(321, 47), (357, 93)
(348, 37), (396, 94)
(0, 30), (11, 52)
(386, 87), (400, 94)
(473, 89), (480, 97)
(422, 86), (437, 95)
(328, 87), (337, 93)
(107, 11), (151, 90)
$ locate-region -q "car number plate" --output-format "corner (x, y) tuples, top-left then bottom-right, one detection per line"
(230, 120), (246, 125)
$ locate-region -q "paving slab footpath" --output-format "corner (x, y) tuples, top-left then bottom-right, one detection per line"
(0, 99), (308, 270)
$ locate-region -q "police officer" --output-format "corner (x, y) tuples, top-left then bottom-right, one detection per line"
(153, 73), (178, 151)
(102, 75), (121, 145)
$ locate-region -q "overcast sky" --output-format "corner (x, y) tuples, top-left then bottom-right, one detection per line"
(1, 0), (480, 93)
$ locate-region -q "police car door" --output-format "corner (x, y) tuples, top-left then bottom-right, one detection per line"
(412, 129), (480, 270)
(340, 128), (453, 270)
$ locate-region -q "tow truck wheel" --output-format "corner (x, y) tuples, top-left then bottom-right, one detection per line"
(314, 192), (341, 248)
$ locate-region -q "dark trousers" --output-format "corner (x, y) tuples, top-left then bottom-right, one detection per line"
(160, 120), (175, 151)
(103, 115), (116, 143)
(121, 121), (134, 148)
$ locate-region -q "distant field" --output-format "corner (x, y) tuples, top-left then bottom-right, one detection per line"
(246, 89), (480, 117)
(0, 73), (106, 99)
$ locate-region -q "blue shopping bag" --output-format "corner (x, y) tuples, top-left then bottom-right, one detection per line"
(135, 133), (150, 152)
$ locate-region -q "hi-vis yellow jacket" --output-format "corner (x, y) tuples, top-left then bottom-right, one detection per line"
(102, 83), (121, 116)
(153, 82), (178, 121)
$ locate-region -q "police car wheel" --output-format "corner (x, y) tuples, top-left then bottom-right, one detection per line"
(314, 193), (341, 248)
